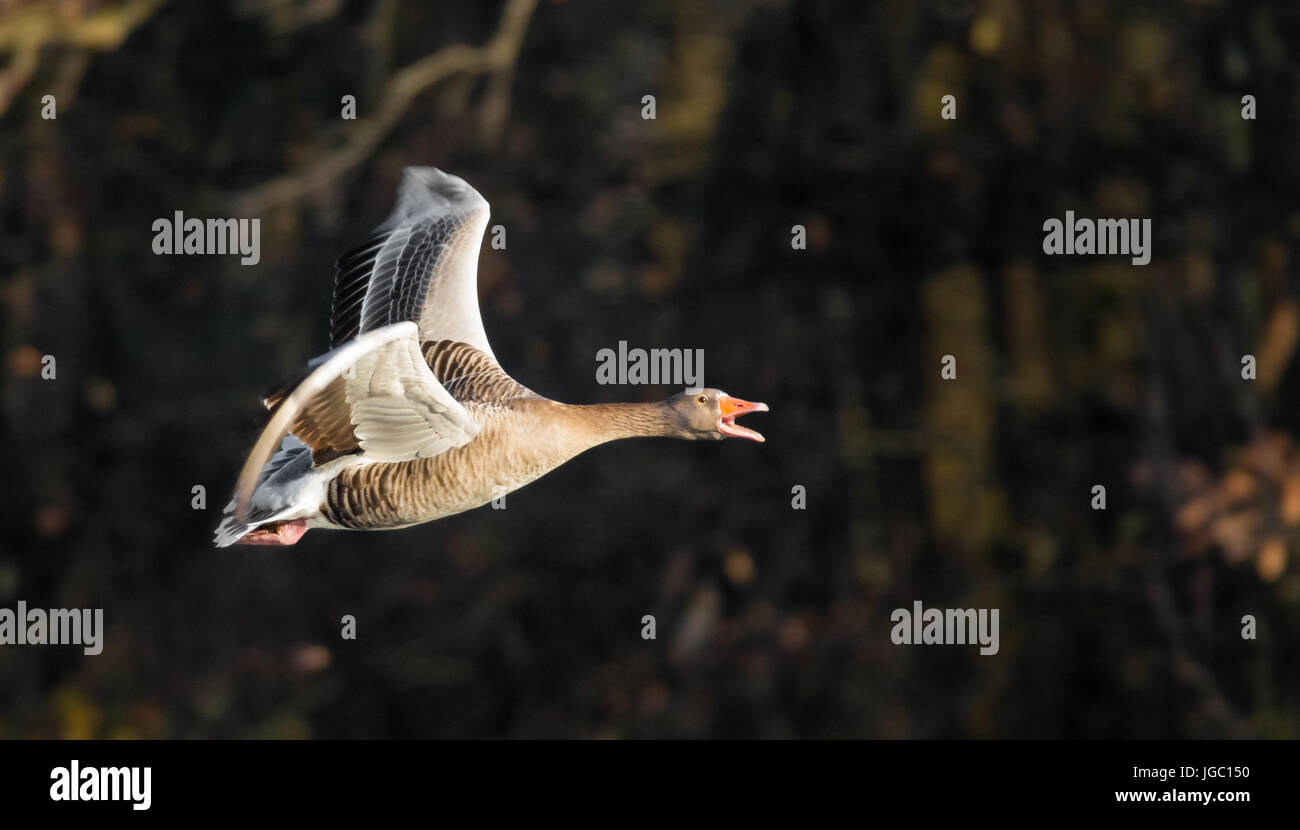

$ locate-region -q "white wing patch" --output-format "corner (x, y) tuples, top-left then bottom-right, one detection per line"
(234, 322), (479, 522)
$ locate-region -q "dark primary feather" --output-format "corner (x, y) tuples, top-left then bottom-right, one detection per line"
(329, 234), (387, 349)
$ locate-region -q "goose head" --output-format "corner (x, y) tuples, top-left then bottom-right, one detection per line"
(667, 388), (769, 442)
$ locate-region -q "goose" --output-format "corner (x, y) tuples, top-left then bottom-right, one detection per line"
(214, 167), (768, 547)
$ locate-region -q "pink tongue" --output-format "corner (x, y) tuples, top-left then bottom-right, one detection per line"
(721, 419), (765, 442)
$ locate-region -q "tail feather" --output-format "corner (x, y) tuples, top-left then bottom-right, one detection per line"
(213, 509), (251, 548)
(214, 435), (316, 547)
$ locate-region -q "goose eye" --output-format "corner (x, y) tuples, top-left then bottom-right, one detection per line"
(697, 394), (709, 405)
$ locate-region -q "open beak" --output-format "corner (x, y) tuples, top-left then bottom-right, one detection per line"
(718, 396), (769, 442)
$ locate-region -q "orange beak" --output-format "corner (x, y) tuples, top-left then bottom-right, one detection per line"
(718, 396), (769, 442)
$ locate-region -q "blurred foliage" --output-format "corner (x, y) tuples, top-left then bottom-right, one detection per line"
(1, 0), (1299, 738)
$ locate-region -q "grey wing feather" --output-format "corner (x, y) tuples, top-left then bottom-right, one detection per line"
(330, 167), (493, 357)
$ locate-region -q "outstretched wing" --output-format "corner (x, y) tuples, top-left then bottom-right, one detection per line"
(330, 167), (495, 357)
(234, 322), (479, 522)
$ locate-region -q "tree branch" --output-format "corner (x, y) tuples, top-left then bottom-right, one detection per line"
(0, 0), (164, 118)
(229, 0), (539, 216)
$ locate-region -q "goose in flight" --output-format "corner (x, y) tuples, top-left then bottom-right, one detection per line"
(215, 168), (768, 547)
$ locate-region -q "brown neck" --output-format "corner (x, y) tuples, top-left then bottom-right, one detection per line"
(564, 401), (682, 444)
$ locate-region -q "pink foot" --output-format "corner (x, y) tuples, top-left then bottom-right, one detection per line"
(237, 519), (309, 546)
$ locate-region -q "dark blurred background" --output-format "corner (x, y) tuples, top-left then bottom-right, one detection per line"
(2, 0), (1299, 738)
